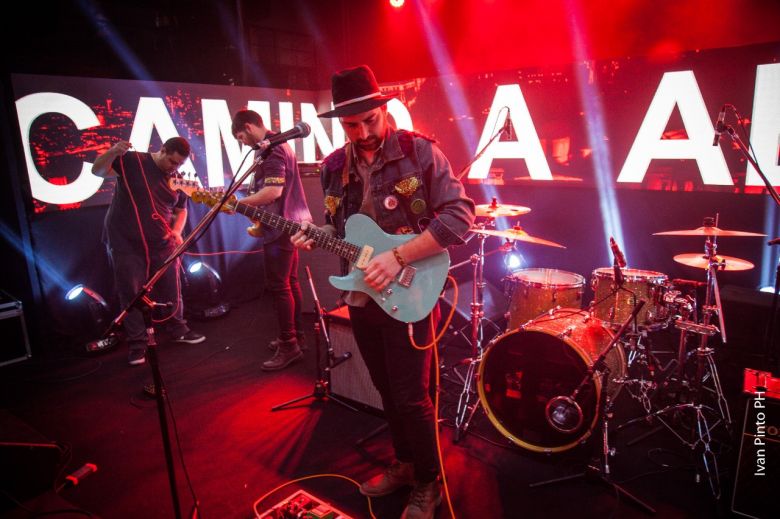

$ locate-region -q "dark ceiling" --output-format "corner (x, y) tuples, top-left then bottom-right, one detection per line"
(2, 0), (780, 89)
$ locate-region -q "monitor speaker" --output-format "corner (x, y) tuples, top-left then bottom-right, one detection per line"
(731, 396), (780, 518)
(325, 305), (383, 413)
(0, 441), (66, 511)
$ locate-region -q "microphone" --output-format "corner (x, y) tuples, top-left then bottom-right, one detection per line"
(253, 122), (311, 150)
(609, 237), (627, 268)
(712, 105), (726, 146)
(609, 236), (625, 288)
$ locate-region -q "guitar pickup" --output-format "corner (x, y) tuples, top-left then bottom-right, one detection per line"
(397, 265), (417, 288)
(355, 245), (373, 269)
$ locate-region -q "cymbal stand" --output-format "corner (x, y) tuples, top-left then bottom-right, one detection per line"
(621, 225), (732, 498)
(451, 221), (497, 443)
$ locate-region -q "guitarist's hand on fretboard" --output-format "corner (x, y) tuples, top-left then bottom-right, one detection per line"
(291, 221), (330, 251)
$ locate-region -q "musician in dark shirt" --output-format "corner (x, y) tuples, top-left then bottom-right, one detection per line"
(93, 136), (205, 366)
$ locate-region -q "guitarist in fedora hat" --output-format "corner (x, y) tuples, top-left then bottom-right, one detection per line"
(293, 65), (474, 519)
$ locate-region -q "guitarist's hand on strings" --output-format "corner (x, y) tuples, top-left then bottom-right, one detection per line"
(363, 251), (402, 292)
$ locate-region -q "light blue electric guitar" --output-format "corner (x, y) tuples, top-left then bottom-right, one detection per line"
(173, 179), (450, 323)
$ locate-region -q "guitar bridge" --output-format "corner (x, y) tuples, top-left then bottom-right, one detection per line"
(355, 245), (373, 269)
(397, 265), (417, 288)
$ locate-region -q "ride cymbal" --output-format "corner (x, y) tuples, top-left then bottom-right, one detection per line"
(475, 200), (531, 218)
(471, 226), (565, 248)
(654, 226), (765, 237)
(673, 253), (754, 271)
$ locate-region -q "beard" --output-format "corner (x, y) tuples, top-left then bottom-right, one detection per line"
(356, 135), (381, 152)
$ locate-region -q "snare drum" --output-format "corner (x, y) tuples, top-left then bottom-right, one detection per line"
(505, 268), (584, 330)
(590, 268), (668, 329)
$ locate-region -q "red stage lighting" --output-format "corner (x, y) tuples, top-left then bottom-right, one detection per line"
(389, 0), (404, 8)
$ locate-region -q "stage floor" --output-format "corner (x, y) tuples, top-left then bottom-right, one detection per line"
(0, 293), (765, 519)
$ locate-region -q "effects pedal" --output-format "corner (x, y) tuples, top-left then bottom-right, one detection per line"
(255, 489), (354, 519)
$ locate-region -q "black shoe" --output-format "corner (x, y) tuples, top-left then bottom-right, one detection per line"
(128, 349), (147, 366)
(173, 331), (205, 344)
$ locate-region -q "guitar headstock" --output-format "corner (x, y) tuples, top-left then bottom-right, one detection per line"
(169, 176), (202, 197)
(169, 178), (236, 211)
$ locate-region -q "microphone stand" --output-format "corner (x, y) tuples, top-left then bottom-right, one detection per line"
(765, 242), (780, 375)
(531, 301), (656, 515)
(720, 117), (780, 375)
(455, 109), (510, 181)
(100, 149), (268, 519)
(271, 266), (356, 412)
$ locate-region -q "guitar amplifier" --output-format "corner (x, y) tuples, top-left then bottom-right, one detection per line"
(325, 306), (383, 412)
(731, 369), (780, 518)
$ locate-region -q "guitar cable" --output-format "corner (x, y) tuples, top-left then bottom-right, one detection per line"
(407, 274), (459, 519)
(120, 151), (182, 324)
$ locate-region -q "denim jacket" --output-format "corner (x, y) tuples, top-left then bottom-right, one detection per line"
(320, 129), (475, 264)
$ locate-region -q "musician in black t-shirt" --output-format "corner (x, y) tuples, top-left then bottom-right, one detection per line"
(93, 137), (205, 366)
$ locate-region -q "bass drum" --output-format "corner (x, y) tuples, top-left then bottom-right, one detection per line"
(478, 309), (625, 453)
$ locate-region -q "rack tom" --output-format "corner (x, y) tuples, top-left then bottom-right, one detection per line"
(590, 267), (668, 329)
(505, 268), (585, 330)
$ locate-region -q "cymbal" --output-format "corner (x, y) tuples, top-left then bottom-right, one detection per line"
(673, 253), (754, 271)
(472, 226), (565, 248)
(654, 226), (766, 237)
(475, 201), (531, 218)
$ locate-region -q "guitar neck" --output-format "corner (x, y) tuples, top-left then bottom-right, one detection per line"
(232, 201), (359, 262)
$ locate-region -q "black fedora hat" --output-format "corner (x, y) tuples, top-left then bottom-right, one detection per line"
(318, 65), (396, 118)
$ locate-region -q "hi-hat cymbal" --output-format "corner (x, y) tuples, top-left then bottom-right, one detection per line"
(673, 253), (754, 271)
(654, 226), (765, 237)
(472, 226), (565, 248)
(475, 201), (531, 218)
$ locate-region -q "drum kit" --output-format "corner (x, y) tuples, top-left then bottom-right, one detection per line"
(448, 204), (765, 502)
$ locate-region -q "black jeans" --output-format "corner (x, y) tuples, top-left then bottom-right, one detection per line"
(348, 300), (440, 483)
(263, 237), (304, 341)
(107, 246), (189, 351)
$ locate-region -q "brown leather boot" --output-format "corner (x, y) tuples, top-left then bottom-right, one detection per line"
(267, 332), (307, 352)
(261, 339), (302, 371)
(401, 479), (442, 519)
(359, 460), (415, 497)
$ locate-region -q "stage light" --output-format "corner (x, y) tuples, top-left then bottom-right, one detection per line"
(389, 0), (405, 8)
(506, 253), (523, 271)
(182, 261), (230, 319)
(61, 284), (114, 349)
(760, 285), (777, 293)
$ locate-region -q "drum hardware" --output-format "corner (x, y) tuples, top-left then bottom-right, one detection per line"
(530, 301), (657, 515)
(451, 215), (513, 443)
(617, 216), (757, 498)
